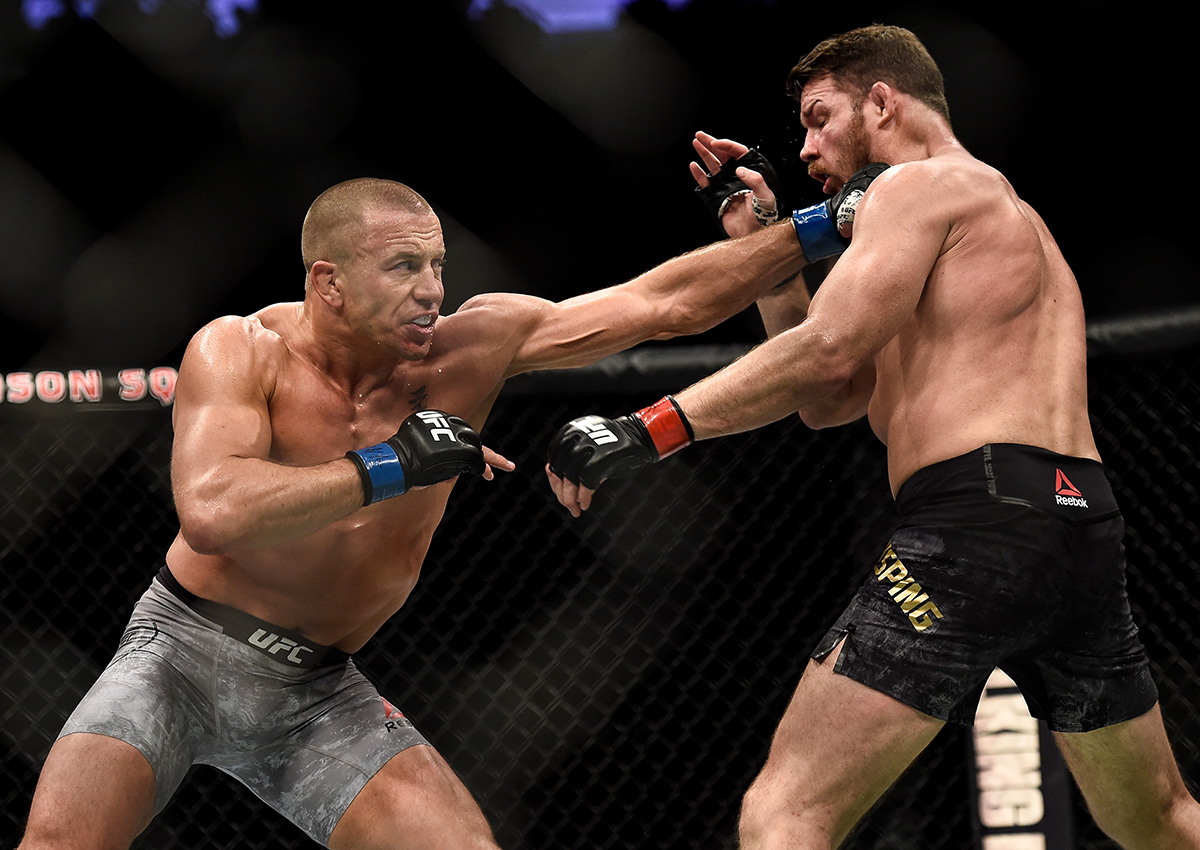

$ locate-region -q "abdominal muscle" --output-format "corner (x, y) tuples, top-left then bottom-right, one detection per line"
(165, 482), (454, 652)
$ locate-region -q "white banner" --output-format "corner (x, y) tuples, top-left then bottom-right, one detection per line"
(970, 669), (1075, 849)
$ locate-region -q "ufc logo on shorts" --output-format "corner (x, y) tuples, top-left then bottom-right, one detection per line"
(575, 415), (618, 445)
(248, 629), (315, 665)
(416, 410), (455, 441)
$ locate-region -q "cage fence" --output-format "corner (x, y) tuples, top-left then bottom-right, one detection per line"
(2, 310), (1198, 850)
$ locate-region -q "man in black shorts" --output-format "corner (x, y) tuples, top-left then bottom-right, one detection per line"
(545, 25), (1200, 848)
(812, 444), (1156, 733)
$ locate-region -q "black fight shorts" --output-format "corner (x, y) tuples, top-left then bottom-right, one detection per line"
(812, 443), (1158, 732)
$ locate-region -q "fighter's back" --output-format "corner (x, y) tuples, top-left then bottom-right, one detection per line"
(865, 151), (1099, 492)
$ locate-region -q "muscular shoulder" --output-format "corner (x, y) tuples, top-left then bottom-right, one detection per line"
(439, 291), (554, 348)
(181, 305), (296, 396)
(190, 312), (283, 363)
(862, 154), (1026, 258)
(874, 154), (1004, 211)
(452, 291), (552, 324)
(899, 155), (1022, 221)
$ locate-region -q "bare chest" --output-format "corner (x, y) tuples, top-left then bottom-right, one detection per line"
(264, 357), (495, 465)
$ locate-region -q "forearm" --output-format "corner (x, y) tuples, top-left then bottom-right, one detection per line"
(798, 360), (875, 429)
(650, 221), (807, 333)
(756, 273), (812, 339)
(176, 457), (365, 553)
(673, 323), (851, 440)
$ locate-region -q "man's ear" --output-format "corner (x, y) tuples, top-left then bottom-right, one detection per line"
(309, 260), (342, 307)
(868, 81), (896, 127)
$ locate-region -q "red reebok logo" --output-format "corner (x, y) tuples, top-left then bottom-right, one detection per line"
(1055, 468), (1083, 497)
(1054, 468), (1088, 508)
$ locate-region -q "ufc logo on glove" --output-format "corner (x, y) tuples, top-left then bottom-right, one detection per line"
(573, 416), (619, 446)
(415, 410), (455, 441)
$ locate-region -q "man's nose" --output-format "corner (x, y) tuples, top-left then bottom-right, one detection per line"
(414, 267), (443, 306)
(798, 133), (817, 163)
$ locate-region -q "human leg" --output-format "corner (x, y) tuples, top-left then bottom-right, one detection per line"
(329, 745), (501, 850)
(18, 733), (158, 850)
(17, 580), (211, 850)
(1054, 703), (1200, 849)
(737, 640), (946, 850)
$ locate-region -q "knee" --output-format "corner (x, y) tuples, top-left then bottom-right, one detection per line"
(737, 777), (774, 849)
(1093, 787), (1200, 850)
(738, 774), (829, 850)
(17, 821), (83, 850)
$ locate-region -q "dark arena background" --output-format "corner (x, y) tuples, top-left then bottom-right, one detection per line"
(2, 3), (1197, 849)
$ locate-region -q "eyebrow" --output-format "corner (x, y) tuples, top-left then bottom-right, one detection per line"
(384, 245), (446, 265)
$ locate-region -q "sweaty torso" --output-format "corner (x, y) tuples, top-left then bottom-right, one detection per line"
(165, 301), (517, 652)
(866, 153), (1099, 494)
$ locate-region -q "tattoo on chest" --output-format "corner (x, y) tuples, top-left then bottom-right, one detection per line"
(408, 385), (429, 412)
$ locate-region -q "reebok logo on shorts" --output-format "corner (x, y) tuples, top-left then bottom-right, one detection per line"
(1054, 468), (1088, 508)
(381, 698), (411, 734)
(874, 544), (944, 631)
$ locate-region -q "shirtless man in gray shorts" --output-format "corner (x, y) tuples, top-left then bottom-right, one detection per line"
(546, 24), (1200, 850)
(16, 177), (813, 849)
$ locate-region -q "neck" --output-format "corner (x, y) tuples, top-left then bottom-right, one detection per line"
(296, 297), (401, 395)
(873, 102), (963, 165)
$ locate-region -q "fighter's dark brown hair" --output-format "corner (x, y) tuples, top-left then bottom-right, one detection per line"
(787, 24), (951, 123)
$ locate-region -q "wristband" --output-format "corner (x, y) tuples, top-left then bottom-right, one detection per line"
(791, 201), (846, 263)
(751, 195), (779, 227)
(633, 395), (694, 459)
(346, 443), (407, 505)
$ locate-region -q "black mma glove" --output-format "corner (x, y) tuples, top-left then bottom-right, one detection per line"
(694, 148), (787, 232)
(547, 396), (694, 490)
(791, 162), (890, 262)
(347, 410), (485, 505)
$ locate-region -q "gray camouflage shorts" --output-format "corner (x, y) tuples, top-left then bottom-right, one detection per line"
(58, 567), (430, 845)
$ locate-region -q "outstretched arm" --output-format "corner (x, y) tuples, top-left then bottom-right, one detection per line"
(674, 165), (937, 439)
(546, 163), (945, 515)
(497, 219), (810, 377)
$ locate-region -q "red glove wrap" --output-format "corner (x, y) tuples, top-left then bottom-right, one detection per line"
(633, 395), (694, 459)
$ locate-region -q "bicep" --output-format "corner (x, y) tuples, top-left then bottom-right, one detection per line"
(171, 322), (275, 496)
(500, 287), (666, 376)
(804, 175), (948, 363)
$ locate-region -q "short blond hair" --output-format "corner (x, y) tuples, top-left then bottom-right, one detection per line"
(300, 178), (432, 272)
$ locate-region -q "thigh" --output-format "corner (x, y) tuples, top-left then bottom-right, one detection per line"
(56, 592), (211, 811)
(746, 638), (946, 845)
(1053, 703), (1196, 843)
(329, 744), (500, 850)
(813, 532), (1009, 726)
(218, 660), (433, 845)
(20, 732), (157, 850)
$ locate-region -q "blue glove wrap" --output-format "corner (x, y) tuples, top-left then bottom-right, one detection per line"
(347, 443), (407, 504)
(791, 201), (845, 263)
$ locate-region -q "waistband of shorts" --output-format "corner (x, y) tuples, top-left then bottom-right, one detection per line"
(894, 443), (1120, 524)
(156, 565), (349, 669)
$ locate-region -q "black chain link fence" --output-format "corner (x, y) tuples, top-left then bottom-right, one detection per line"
(2, 314), (1198, 850)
